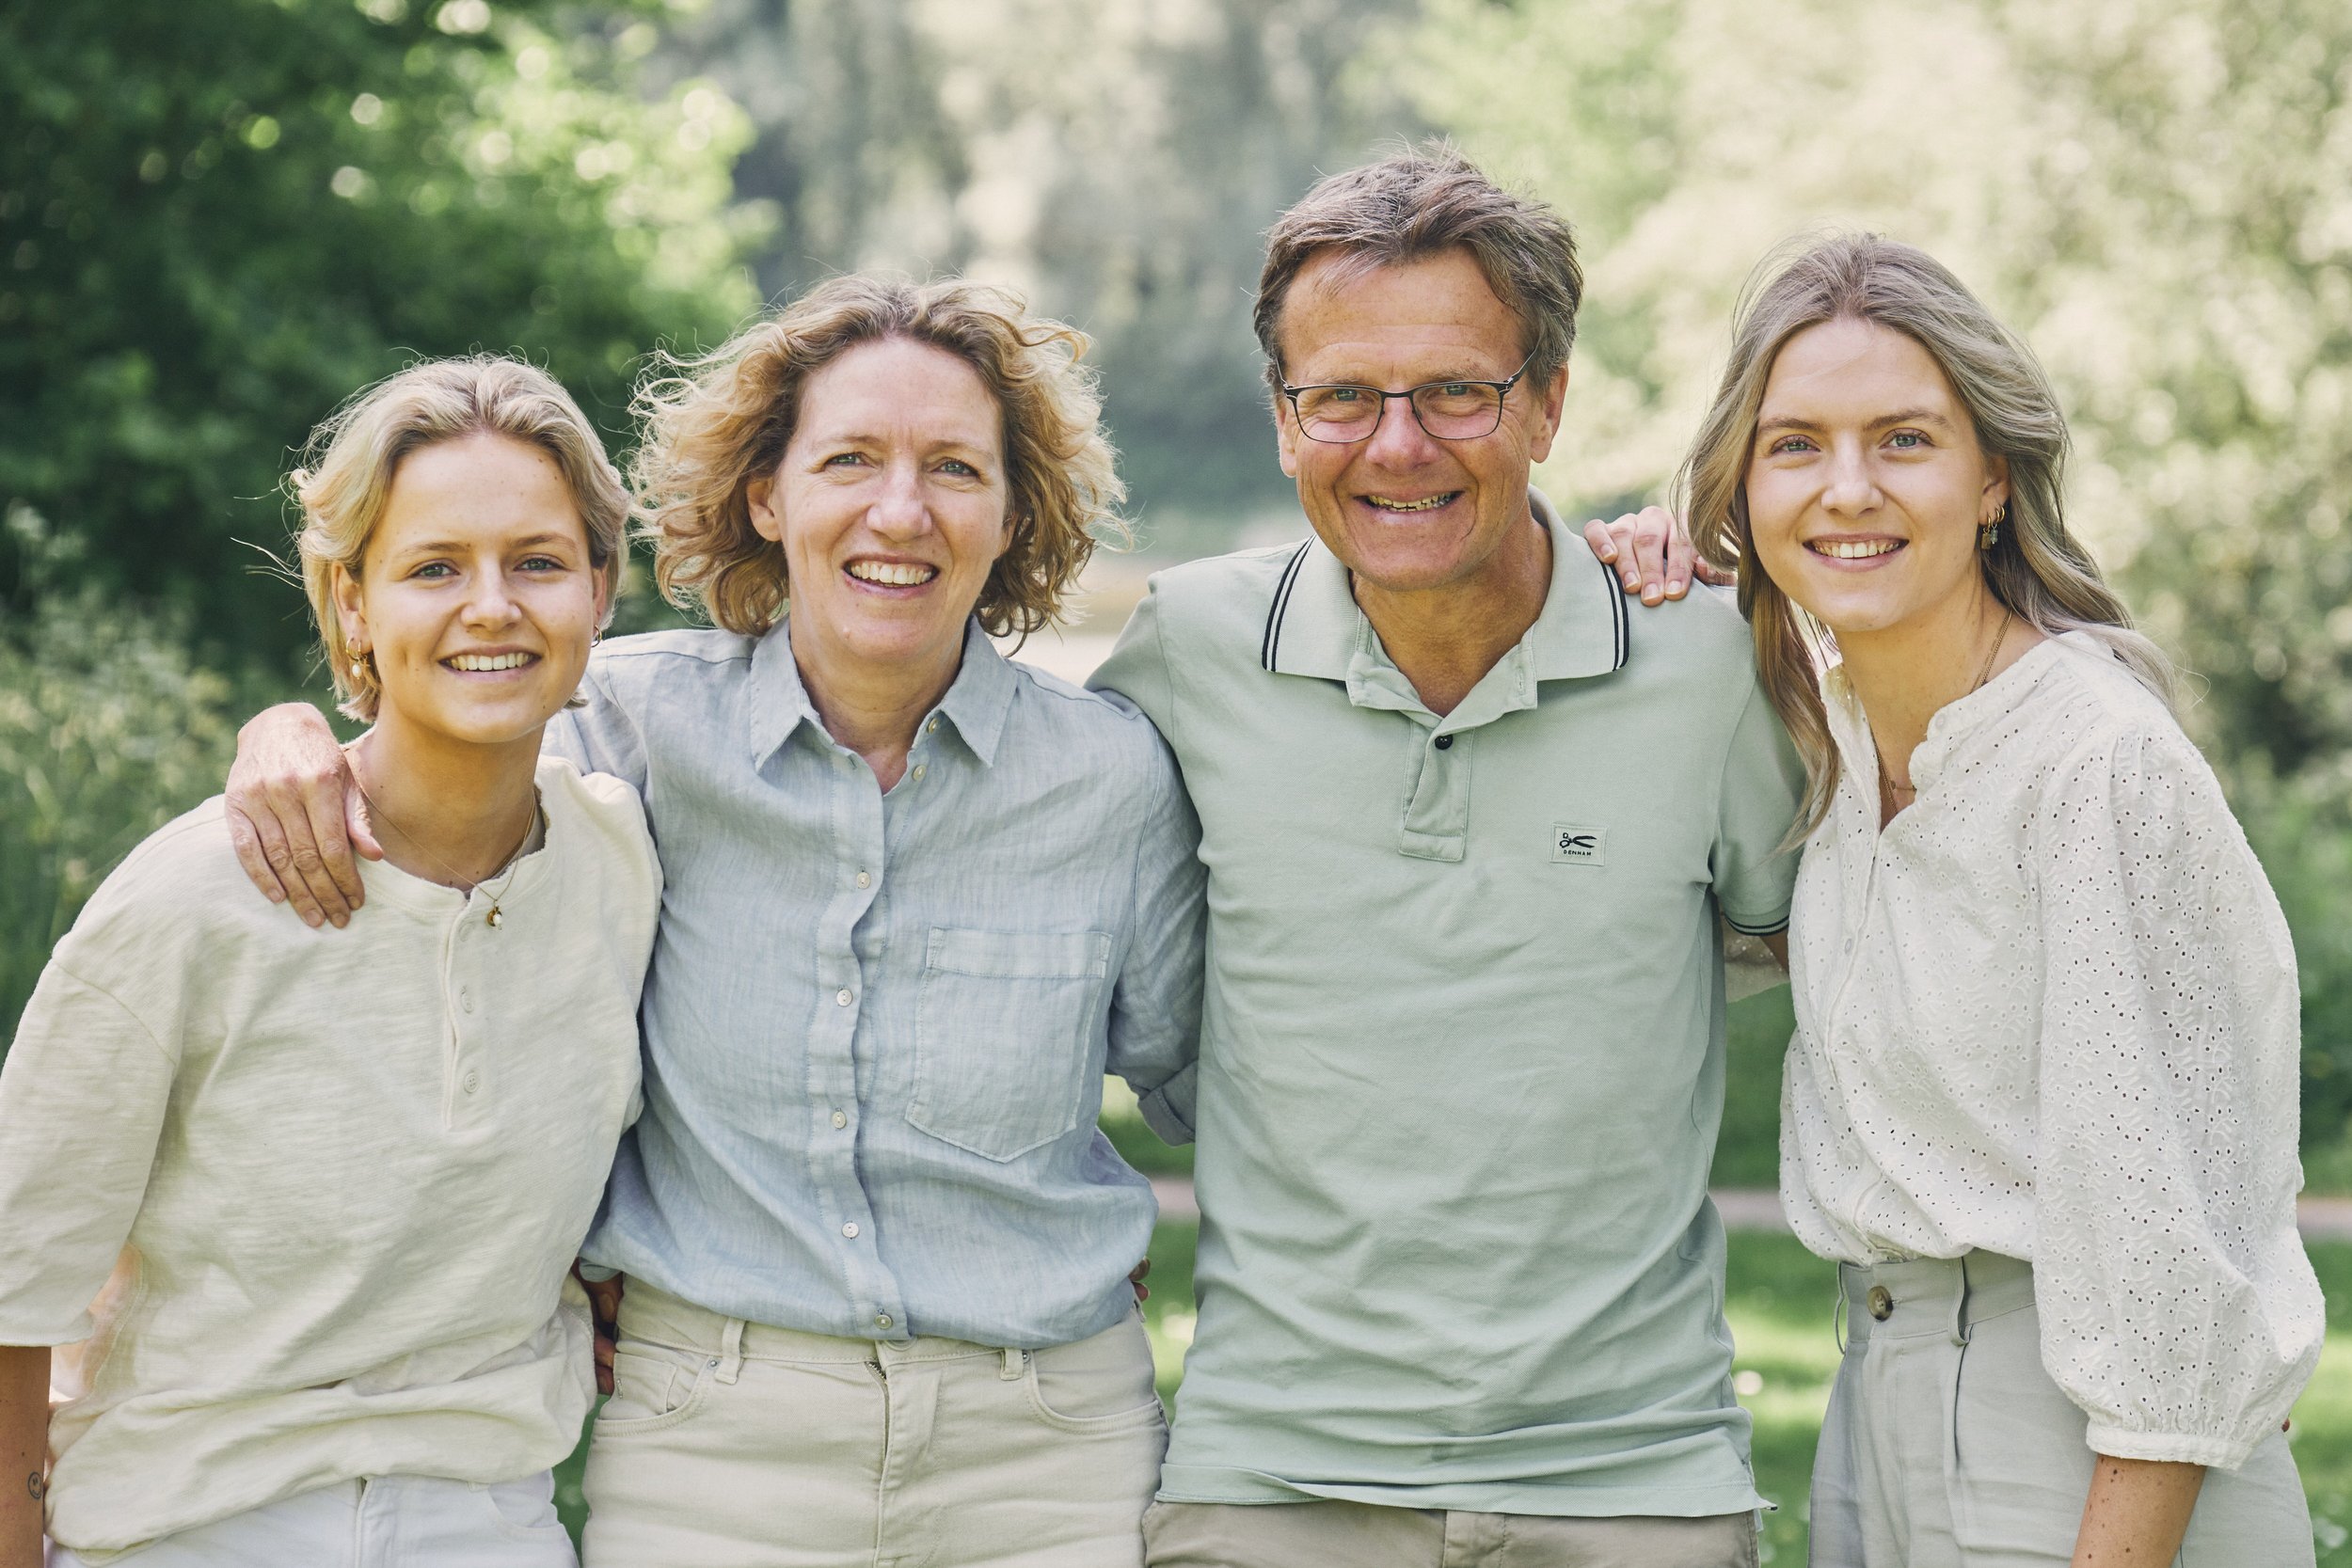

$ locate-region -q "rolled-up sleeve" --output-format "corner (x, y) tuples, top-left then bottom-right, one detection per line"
(2031, 730), (2322, 1468)
(0, 962), (176, 1346)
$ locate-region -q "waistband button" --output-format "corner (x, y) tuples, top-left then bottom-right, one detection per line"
(1867, 1284), (1894, 1321)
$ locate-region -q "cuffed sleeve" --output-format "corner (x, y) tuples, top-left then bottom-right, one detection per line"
(2030, 729), (2322, 1469)
(0, 962), (176, 1346)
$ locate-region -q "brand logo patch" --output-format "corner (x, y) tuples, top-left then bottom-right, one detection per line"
(1551, 824), (1607, 866)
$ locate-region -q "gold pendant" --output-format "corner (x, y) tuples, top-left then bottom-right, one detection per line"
(485, 906), (503, 929)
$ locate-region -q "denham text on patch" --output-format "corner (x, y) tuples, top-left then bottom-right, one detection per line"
(1551, 824), (1607, 866)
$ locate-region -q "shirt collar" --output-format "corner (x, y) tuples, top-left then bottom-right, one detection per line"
(1260, 487), (1629, 684)
(744, 615), (1015, 768)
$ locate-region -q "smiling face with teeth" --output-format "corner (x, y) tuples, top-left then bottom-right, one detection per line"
(745, 337), (1013, 714)
(1273, 247), (1567, 607)
(332, 431), (607, 755)
(1744, 316), (2010, 648)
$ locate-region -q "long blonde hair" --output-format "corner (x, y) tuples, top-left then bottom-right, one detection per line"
(631, 274), (1124, 640)
(1676, 233), (2174, 832)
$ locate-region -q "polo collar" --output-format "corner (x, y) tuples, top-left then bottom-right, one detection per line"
(744, 615), (1015, 768)
(1260, 487), (1629, 683)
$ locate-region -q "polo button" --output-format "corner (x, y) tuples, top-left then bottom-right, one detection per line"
(855, 871), (871, 889)
(1867, 1285), (1894, 1321)
(462, 1070), (480, 1095)
(911, 764), (926, 782)
(835, 989), (853, 1006)
(832, 1110), (849, 1129)
(875, 1313), (892, 1329)
(1434, 734), (1454, 751)
(841, 1222), (860, 1239)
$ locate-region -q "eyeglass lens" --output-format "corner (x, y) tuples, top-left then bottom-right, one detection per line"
(1292, 381), (1505, 442)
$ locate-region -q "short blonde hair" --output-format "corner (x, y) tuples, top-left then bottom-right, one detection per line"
(291, 356), (631, 721)
(631, 274), (1124, 639)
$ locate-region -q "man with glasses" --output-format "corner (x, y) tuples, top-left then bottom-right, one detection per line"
(1091, 145), (1803, 1568)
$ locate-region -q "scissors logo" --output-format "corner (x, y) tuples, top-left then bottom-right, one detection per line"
(1551, 824), (1608, 866)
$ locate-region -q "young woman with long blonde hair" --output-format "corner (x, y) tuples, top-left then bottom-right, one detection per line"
(1677, 234), (2321, 1566)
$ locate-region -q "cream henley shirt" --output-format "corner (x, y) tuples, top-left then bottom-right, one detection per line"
(0, 757), (660, 1556)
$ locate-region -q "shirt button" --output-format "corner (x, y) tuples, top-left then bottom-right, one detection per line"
(911, 764), (926, 782)
(855, 871), (871, 889)
(1867, 1285), (1894, 1321)
(1434, 734), (1454, 751)
(462, 1070), (480, 1095)
(835, 988), (853, 1007)
(841, 1222), (860, 1239)
(875, 1313), (893, 1330)
(831, 1110), (849, 1129)
(459, 988), (475, 1014)
(926, 718), (939, 734)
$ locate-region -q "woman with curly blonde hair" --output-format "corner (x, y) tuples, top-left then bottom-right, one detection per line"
(225, 276), (1205, 1568)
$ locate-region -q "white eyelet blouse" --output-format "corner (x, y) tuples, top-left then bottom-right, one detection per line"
(1780, 630), (2324, 1469)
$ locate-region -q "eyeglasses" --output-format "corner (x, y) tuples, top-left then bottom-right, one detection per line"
(1279, 354), (1535, 444)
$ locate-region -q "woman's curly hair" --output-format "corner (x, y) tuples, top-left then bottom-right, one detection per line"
(631, 274), (1126, 638)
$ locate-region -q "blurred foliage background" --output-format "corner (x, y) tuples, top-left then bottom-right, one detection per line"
(3, 0), (2351, 1171)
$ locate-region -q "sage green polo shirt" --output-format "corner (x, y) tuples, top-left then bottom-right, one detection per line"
(1089, 492), (1804, 1518)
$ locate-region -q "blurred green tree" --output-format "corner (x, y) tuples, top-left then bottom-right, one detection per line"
(0, 0), (765, 678)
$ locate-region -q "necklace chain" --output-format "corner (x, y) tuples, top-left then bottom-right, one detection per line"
(1878, 610), (2012, 802)
(343, 744), (540, 927)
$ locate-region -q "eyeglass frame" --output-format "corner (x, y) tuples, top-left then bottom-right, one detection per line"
(1277, 352), (1538, 444)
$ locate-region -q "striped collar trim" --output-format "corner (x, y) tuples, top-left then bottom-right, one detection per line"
(1260, 488), (1629, 682)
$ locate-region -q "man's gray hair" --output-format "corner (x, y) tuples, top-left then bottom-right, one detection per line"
(1254, 141), (1583, 395)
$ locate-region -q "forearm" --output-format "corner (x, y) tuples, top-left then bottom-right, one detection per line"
(0, 1345), (52, 1568)
(2071, 1454), (2204, 1567)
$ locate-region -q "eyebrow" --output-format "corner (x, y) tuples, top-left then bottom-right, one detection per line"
(1756, 406), (1959, 437)
(393, 531), (579, 555)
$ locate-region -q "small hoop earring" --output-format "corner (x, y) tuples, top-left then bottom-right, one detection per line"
(591, 628), (603, 647)
(1979, 502), (2007, 551)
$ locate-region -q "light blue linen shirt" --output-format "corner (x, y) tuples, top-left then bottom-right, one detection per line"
(556, 618), (1203, 1349)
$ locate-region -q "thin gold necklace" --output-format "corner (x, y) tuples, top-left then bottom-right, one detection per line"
(1878, 610), (2011, 802)
(343, 745), (541, 927)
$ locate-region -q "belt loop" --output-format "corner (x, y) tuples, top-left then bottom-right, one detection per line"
(999, 1346), (1024, 1381)
(716, 1316), (746, 1385)
(1948, 1254), (1973, 1348)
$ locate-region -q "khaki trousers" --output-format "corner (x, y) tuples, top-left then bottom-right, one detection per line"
(580, 1282), (1166, 1568)
(1810, 1251), (2314, 1568)
(1141, 1499), (1757, 1568)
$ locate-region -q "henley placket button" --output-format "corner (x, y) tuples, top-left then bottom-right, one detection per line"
(462, 1070), (480, 1095)
(459, 989), (475, 1013)
(835, 988), (853, 1007)
(911, 764), (926, 782)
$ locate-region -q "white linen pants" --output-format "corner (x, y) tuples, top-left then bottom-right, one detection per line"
(580, 1281), (1167, 1568)
(1809, 1250), (2314, 1567)
(45, 1472), (575, 1567)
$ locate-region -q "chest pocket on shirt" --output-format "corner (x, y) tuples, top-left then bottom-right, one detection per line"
(910, 927), (1112, 1162)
